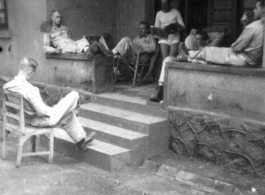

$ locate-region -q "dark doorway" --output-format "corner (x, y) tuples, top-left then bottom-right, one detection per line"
(186, 0), (208, 32)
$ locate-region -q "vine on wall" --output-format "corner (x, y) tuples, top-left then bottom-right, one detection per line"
(169, 111), (265, 176)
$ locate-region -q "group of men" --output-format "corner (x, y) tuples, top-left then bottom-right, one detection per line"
(150, 0), (265, 102)
(4, 0), (265, 153)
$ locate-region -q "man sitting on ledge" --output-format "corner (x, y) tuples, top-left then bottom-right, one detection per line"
(178, 0), (264, 66)
(150, 0), (264, 102)
(3, 58), (96, 151)
(42, 10), (108, 58)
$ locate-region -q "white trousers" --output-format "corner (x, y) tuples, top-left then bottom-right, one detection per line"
(60, 37), (90, 54)
(112, 37), (143, 56)
(159, 56), (177, 84)
(189, 47), (247, 66)
(30, 91), (86, 143)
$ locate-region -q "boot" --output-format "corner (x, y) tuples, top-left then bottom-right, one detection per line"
(85, 41), (99, 59)
(149, 85), (164, 102)
(77, 132), (96, 151)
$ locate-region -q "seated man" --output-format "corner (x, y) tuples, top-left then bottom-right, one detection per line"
(42, 10), (107, 58)
(180, 0), (263, 66)
(178, 29), (210, 57)
(110, 21), (156, 75)
(150, 0), (264, 102)
(3, 58), (96, 151)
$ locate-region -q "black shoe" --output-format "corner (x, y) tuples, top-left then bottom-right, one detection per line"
(149, 85), (164, 102)
(77, 132), (96, 151)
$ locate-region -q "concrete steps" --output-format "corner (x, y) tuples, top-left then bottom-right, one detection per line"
(41, 128), (130, 171)
(79, 103), (166, 134)
(41, 93), (169, 171)
(79, 117), (148, 149)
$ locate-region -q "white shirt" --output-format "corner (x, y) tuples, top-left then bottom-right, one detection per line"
(155, 8), (185, 29)
(231, 20), (264, 65)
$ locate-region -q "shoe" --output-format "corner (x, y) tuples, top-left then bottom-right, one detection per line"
(176, 55), (188, 62)
(114, 53), (121, 59)
(178, 42), (189, 58)
(149, 85), (164, 102)
(77, 132), (96, 151)
(98, 42), (113, 56)
(90, 41), (100, 53)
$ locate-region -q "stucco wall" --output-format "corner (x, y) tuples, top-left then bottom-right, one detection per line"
(115, 0), (154, 42)
(0, 0), (48, 82)
(46, 0), (117, 42)
(164, 63), (265, 175)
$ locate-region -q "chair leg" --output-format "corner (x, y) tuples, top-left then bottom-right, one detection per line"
(114, 58), (120, 83)
(16, 136), (24, 168)
(31, 135), (37, 152)
(132, 56), (140, 88)
(48, 130), (54, 164)
(2, 129), (8, 159)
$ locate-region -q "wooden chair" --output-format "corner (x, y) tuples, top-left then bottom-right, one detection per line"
(116, 45), (160, 87)
(2, 90), (54, 167)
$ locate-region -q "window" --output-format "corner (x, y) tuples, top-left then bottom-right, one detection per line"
(0, 0), (8, 29)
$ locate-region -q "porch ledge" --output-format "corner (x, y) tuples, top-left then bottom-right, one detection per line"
(46, 53), (92, 61)
(167, 62), (264, 77)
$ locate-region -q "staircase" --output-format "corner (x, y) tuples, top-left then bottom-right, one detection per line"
(41, 93), (169, 171)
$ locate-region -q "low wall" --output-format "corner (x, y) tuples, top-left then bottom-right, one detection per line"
(164, 62), (265, 176)
(46, 53), (114, 94)
(0, 77), (91, 107)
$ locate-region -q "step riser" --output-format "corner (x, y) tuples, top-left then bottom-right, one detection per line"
(40, 135), (130, 172)
(79, 109), (150, 134)
(90, 95), (168, 118)
(83, 126), (148, 150)
(148, 121), (170, 158)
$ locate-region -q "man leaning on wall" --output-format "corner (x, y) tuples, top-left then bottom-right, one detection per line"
(41, 10), (109, 58)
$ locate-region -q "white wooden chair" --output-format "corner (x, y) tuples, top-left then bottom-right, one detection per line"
(2, 90), (54, 167)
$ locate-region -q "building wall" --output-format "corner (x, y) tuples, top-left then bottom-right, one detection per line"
(115, 0), (154, 41)
(0, 0), (48, 82)
(46, 0), (117, 41)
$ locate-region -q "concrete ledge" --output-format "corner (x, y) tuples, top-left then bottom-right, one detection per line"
(46, 53), (92, 61)
(164, 62), (265, 176)
(166, 62), (263, 77)
(164, 62), (265, 122)
(44, 54), (114, 93)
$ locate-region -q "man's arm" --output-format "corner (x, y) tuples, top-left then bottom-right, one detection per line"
(143, 35), (156, 53)
(231, 27), (253, 53)
(133, 35), (156, 53)
(43, 33), (61, 54)
(27, 87), (50, 116)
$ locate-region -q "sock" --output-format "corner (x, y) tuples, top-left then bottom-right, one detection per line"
(112, 49), (118, 55)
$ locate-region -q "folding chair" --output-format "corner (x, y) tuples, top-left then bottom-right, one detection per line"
(116, 45), (160, 87)
(2, 90), (54, 167)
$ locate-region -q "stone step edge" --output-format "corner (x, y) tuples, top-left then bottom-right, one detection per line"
(80, 103), (167, 125)
(90, 95), (168, 118)
(52, 128), (130, 155)
(79, 117), (148, 139)
(157, 164), (246, 195)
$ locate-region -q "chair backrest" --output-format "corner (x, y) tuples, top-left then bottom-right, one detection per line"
(3, 90), (25, 134)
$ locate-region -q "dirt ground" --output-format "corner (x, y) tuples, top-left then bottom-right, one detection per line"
(152, 151), (265, 195)
(0, 132), (265, 195)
